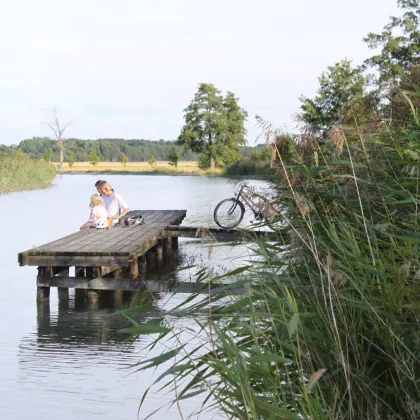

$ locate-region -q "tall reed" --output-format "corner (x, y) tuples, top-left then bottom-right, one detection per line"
(0, 153), (56, 194)
(123, 94), (420, 419)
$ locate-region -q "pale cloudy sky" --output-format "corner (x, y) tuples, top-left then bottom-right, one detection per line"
(0, 0), (400, 145)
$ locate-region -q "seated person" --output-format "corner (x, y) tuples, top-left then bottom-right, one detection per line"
(80, 194), (108, 230)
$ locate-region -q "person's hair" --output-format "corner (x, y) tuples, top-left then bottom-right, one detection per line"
(95, 179), (106, 188)
(96, 181), (114, 193)
(89, 194), (104, 208)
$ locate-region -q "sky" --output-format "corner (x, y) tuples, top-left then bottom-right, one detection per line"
(0, 0), (401, 146)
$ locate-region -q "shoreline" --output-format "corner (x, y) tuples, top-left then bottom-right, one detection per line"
(58, 171), (269, 181)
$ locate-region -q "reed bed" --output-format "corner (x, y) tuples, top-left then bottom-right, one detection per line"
(0, 154), (56, 194)
(121, 105), (420, 419)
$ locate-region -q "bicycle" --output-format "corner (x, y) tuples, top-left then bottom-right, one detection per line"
(213, 182), (284, 230)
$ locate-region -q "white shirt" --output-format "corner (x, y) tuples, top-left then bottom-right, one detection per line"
(88, 205), (108, 228)
(102, 193), (130, 219)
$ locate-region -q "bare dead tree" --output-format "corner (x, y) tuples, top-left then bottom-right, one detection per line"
(44, 107), (71, 171)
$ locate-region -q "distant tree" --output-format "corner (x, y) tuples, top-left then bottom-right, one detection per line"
(298, 60), (366, 134)
(121, 153), (128, 167)
(168, 145), (180, 168)
(148, 155), (156, 168)
(44, 107), (71, 171)
(249, 148), (262, 161)
(363, 0), (420, 86)
(16, 149), (25, 160)
(68, 153), (75, 168)
(177, 83), (247, 169)
(90, 150), (100, 166)
(43, 148), (51, 162)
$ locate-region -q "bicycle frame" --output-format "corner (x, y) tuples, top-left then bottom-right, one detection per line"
(229, 183), (266, 218)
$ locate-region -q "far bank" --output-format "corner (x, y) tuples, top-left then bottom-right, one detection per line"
(58, 160), (271, 178)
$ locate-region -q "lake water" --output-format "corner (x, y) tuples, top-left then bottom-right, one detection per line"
(0, 174), (265, 420)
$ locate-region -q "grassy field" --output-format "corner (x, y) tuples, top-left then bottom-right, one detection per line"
(60, 161), (223, 175)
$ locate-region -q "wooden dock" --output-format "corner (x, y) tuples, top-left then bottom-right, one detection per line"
(18, 209), (277, 302)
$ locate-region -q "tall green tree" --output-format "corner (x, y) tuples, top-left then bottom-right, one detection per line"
(178, 83), (247, 169)
(168, 145), (180, 168)
(298, 60), (366, 134)
(363, 0), (420, 86)
(90, 150), (100, 166)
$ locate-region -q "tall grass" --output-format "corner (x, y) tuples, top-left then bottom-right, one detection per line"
(123, 96), (420, 419)
(0, 154), (56, 194)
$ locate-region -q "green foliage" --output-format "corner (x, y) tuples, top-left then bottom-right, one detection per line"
(363, 0), (420, 85)
(0, 154), (56, 194)
(123, 108), (420, 418)
(16, 149), (25, 160)
(89, 150), (100, 166)
(148, 155), (156, 168)
(43, 148), (51, 162)
(121, 152), (128, 167)
(167, 145), (180, 168)
(223, 158), (271, 176)
(67, 153), (75, 168)
(298, 60), (366, 134)
(177, 83), (247, 169)
(248, 148), (261, 160)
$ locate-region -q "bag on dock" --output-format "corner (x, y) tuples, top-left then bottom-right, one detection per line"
(124, 215), (145, 227)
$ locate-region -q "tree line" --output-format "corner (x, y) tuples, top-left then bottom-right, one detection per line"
(0, 138), (201, 162)
(0, 136), (270, 164)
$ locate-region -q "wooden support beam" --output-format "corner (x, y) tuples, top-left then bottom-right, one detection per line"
(156, 239), (163, 266)
(171, 236), (179, 250)
(138, 255), (147, 278)
(37, 276), (146, 292)
(27, 255), (130, 267)
(146, 249), (156, 271)
(37, 266), (53, 301)
(163, 237), (172, 260)
(164, 225), (280, 242)
(57, 266), (69, 300)
(129, 258), (138, 278)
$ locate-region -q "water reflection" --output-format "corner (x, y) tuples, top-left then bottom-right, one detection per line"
(4, 175), (263, 420)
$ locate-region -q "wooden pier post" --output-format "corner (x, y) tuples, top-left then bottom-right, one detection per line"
(113, 267), (123, 307)
(171, 236), (179, 250)
(163, 237), (172, 261)
(129, 258), (139, 278)
(37, 266), (52, 301)
(146, 249), (156, 271)
(86, 267), (100, 303)
(138, 255), (147, 278)
(57, 267), (70, 300)
(156, 239), (164, 267)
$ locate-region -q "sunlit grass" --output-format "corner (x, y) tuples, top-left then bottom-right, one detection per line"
(60, 161), (224, 176)
(0, 154), (56, 194)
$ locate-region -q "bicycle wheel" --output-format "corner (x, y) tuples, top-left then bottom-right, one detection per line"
(214, 198), (245, 229)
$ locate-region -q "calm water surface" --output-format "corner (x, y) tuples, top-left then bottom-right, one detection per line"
(0, 174), (265, 420)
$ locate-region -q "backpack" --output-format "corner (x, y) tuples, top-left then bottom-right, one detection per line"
(123, 215), (145, 227)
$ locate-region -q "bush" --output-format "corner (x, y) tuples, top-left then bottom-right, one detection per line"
(68, 153), (75, 168)
(223, 158), (271, 176)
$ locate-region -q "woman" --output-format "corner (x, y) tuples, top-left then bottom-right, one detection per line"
(95, 181), (130, 226)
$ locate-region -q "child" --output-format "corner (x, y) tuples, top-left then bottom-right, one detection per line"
(80, 194), (108, 230)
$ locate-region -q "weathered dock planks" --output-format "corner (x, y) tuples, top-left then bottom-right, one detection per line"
(18, 210), (187, 267)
